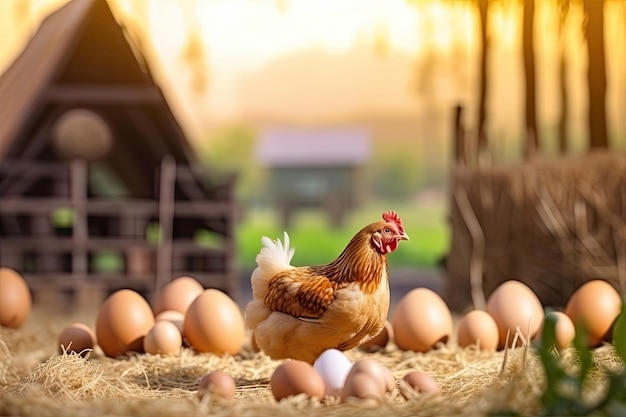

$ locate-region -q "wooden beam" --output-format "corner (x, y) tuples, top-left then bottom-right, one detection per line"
(21, 272), (229, 291)
(0, 237), (227, 254)
(45, 85), (161, 104)
(0, 116), (59, 196)
(0, 197), (231, 217)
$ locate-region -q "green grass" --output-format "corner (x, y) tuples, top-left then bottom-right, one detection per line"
(235, 199), (449, 270)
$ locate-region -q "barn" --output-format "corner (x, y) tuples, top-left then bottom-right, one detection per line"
(257, 126), (371, 227)
(0, 0), (238, 305)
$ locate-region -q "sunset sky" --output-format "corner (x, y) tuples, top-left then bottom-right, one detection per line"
(1, 0), (625, 150)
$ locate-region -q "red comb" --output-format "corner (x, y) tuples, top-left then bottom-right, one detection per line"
(382, 210), (404, 232)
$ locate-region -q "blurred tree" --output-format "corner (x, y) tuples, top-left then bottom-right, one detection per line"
(181, 27), (210, 95)
(13, 0), (30, 22)
(583, 0), (608, 149)
(522, 0), (538, 159)
(557, 0), (570, 154)
(372, 23), (390, 59)
(179, 0), (210, 96)
(199, 126), (259, 202)
(476, 0), (490, 162)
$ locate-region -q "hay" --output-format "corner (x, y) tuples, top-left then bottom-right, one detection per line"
(446, 150), (626, 311)
(0, 306), (621, 417)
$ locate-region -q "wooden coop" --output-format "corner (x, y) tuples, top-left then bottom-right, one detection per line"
(445, 106), (626, 312)
(0, 0), (238, 305)
(257, 127), (371, 227)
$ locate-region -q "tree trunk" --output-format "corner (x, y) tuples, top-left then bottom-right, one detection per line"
(558, 0), (570, 154)
(476, 0), (489, 162)
(523, 0), (538, 159)
(584, 0), (608, 149)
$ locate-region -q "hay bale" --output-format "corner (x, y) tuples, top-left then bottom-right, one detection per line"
(446, 150), (626, 311)
(0, 306), (623, 416)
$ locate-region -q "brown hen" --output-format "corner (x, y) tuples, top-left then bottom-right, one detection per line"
(245, 210), (409, 363)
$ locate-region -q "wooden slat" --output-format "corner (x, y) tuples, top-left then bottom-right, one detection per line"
(0, 237), (227, 254)
(22, 272), (232, 290)
(45, 85), (162, 104)
(0, 197), (231, 217)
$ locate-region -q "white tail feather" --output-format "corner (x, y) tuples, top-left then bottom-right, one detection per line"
(250, 232), (294, 299)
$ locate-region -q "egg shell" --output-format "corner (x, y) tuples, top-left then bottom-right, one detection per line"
(95, 289), (155, 358)
(153, 276), (204, 316)
(58, 322), (96, 356)
(457, 310), (499, 351)
(155, 310), (185, 332)
(392, 288), (453, 352)
(359, 320), (393, 352)
(486, 280), (545, 349)
(565, 280), (622, 347)
(271, 360), (325, 401)
(143, 320), (182, 355)
(313, 349), (353, 397)
(347, 359), (395, 393)
(545, 311), (575, 350)
(197, 371), (236, 400)
(402, 371), (441, 396)
(342, 372), (385, 402)
(183, 289), (245, 355)
(0, 267), (32, 328)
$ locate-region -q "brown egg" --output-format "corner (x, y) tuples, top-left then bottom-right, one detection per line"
(183, 289), (245, 355)
(143, 321), (182, 355)
(155, 310), (185, 333)
(58, 322), (96, 356)
(402, 371), (441, 396)
(565, 280), (621, 347)
(545, 311), (575, 350)
(359, 320), (393, 352)
(342, 372), (385, 402)
(196, 371), (236, 400)
(95, 289), (155, 358)
(153, 276), (204, 316)
(271, 360), (325, 401)
(486, 280), (545, 349)
(457, 310), (499, 351)
(392, 288), (453, 352)
(347, 359), (395, 393)
(0, 267), (32, 328)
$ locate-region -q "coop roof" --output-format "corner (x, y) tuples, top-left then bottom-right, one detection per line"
(257, 127), (371, 167)
(0, 0), (220, 199)
(0, 0), (89, 157)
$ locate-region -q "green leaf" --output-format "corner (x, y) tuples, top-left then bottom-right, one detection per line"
(612, 301), (626, 362)
(572, 320), (592, 396)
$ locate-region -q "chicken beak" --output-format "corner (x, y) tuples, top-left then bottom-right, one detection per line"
(398, 232), (409, 241)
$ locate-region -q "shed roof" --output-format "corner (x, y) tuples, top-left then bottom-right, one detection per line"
(0, 0), (223, 200)
(0, 0), (91, 158)
(257, 127), (371, 167)
(0, 0), (192, 163)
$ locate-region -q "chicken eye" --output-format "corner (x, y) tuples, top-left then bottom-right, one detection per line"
(384, 228), (391, 234)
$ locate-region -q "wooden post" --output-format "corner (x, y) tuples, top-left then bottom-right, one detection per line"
(155, 155), (176, 300)
(224, 174), (239, 299)
(453, 104), (466, 166)
(71, 159), (88, 278)
(32, 214), (61, 273)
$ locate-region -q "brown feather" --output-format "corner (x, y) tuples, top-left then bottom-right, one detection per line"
(263, 221), (389, 319)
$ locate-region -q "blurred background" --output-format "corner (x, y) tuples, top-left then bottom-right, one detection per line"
(1, 0), (625, 303)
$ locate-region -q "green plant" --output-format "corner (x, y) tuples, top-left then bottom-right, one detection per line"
(532, 303), (626, 416)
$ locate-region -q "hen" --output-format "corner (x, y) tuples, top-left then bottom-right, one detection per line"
(245, 210), (409, 363)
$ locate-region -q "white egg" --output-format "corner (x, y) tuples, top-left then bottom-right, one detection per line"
(313, 349), (353, 397)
